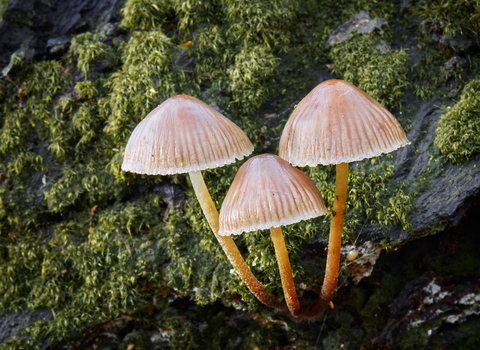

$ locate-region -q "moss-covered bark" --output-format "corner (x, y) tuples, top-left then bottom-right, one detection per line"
(1, 0), (480, 348)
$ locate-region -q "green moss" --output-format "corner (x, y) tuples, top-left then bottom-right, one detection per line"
(435, 78), (480, 163)
(412, 0), (480, 42)
(70, 33), (117, 78)
(0, 61), (69, 161)
(0, 0), (8, 21)
(191, 24), (229, 83)
(173, 0), (222, 33)
(44, 160), (123, 213)
(306, 160), (414, 239)
(406, 0), (480, 101)
(222, 0), (298, 50)
(0, 198), (167, 343)
(104, 29), (188, 149)
(412, 49), (468, 101)
(227, 45), (279, 114)
(330, 33), (411, 110)
(121, 0), (173, 31)
(75, 81), (98, 100)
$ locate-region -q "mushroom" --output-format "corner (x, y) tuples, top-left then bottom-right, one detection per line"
(122, 95), (280, 308)
(279, 80), (410, 318)
(218, 154), (328, 317)
(346, 249), (359, 262)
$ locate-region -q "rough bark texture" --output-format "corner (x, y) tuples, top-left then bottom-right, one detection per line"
(0, 0), (125, 66)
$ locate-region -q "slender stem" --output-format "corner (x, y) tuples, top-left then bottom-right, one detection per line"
(189, 171), (282, 309)
(298, 163), (349, 319)
(270, 226), (300, 317)
(189, 171), (219, 233)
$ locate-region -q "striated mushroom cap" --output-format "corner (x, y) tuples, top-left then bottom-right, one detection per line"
(218, 154), (328, 236)
(122, 95), (254, 175)
(279, 80), (410, 166)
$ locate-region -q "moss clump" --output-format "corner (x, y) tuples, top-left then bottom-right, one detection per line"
(120, 0), (173, 31)
(307, 160), (414, 236)
(0, 198), (168, 346)
(435, 78), (480, 163)
(104, 29), (190, 149)
(373, 188), (413, 231)
(412, 50), (469, 101)
(222, 0), (298, 50)
(174, 0), (223, 32)
(70, 33), (117, 78)
(191, 24), (227, 81)
(44, 160), (124, 213)
(412, 0), (480, 43)
(227, 45), (279, 114)
(0, 61), (69, 171)
(330, 33), (410, 110)
(407, 1), (480, 101)
(0, 0), (8, 21)
(74, 80), (98, 100)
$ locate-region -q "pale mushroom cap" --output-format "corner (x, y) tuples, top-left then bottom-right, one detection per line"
(279, 80), (410, 166)
(122, 95), (254, 175)
(218, 154), (328, 236)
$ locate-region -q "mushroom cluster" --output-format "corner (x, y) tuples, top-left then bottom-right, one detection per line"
(279, 79), (410, 318)
(122, 95), (280, 309)
(218, 154), (327, 317)
(120, 79), (409, 319)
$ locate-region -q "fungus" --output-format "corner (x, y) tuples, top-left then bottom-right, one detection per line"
(122, 95), (280, 308)
(346, 249), (359, 262)
(218, 154), (328, 317)
(279, 79), (409, 318)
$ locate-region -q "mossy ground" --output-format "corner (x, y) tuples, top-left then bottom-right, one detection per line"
(1, 0), (480, 348)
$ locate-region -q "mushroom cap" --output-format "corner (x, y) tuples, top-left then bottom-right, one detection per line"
(279, 80), (410, 166)
(218, 154), (328, 236)
(122, 95), (254, 175)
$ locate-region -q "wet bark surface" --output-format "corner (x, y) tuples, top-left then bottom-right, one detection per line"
(0, 0), (125, 66)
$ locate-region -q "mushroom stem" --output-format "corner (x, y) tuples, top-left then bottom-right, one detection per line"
(270, 226), (300, 317)
(189, 171), (220, 233)
(299, 162), (348, 319)
(189, 171), (281, 309)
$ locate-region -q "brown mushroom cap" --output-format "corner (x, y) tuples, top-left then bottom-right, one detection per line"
(218, 154), (328, 236)
(279, 80), (410, 166)
(122, 95), (254, 175)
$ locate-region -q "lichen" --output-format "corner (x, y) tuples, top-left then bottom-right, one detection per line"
(435, 78), (480, 163)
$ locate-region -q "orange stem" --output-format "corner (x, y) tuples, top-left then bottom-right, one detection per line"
(270, 226), (300, 317)
(299, 163), (348, 318)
